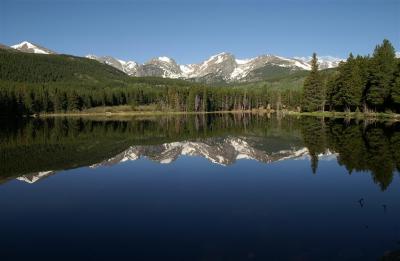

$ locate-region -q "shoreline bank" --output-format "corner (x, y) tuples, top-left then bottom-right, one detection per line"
(33, 109), (400, 120)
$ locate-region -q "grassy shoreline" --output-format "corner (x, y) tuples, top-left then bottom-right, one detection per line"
(287, 111), (400, 119)
(38, 110), (260, 117)
(36, 108), (400, 120)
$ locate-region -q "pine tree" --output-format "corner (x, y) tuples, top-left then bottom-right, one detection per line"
(301, 53), (324, 111)
(366, 39), (396, 111)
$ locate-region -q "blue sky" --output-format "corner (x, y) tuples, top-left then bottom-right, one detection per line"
(1, 0), (399, 63)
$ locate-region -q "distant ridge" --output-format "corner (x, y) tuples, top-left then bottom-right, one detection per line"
(0, 43), (16, 51)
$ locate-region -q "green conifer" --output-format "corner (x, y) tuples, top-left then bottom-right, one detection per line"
(301, 53), (324, 111)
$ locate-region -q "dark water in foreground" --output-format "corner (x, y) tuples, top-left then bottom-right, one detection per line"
(0, 114), (399, 260)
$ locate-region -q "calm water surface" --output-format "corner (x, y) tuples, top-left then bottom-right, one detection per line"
(0, 114), (399, 260)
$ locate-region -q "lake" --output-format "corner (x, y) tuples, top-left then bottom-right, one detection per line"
(0, 114), (399, 260)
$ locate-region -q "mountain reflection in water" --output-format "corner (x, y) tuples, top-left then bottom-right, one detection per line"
(1, 114), (399, 190)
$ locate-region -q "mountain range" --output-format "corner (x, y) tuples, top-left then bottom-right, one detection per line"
(88, 137), (311, 167)
(8, 41), (344, 84)
(16, 137), (335, 184)
(85, 52), (343, 83)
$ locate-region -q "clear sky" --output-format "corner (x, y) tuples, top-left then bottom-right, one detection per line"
(1, 0), (399, 64)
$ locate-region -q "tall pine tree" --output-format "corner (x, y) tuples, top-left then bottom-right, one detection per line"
(301, 53), (324, 111)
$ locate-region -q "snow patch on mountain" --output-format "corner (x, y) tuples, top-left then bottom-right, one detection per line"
(158, 56), (172, 63)
(207, 52), (228, 64)
(86, 54), (98, 60)
(294, 56), (344, 70)
(235, 58), (253, 65)
(180, 64), (196, 76)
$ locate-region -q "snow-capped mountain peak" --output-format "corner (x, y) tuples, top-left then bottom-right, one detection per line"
(205, 52), (232, 64)
(143, 56), (182, 78)
(11, 41), (55, 54)
(11, 41), (34, 49)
